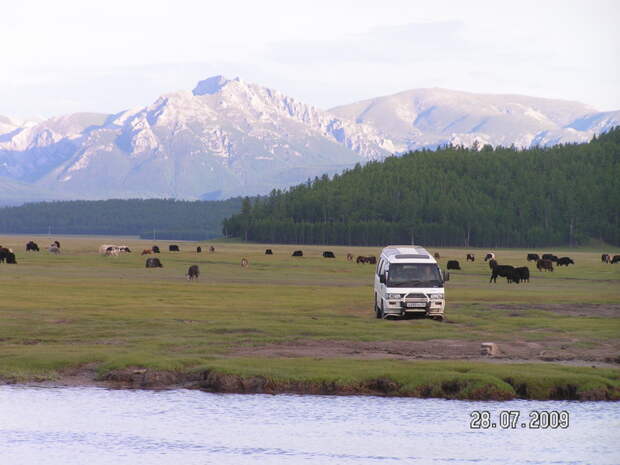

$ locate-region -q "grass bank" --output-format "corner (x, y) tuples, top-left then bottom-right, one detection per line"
(0, 235), (619, 400)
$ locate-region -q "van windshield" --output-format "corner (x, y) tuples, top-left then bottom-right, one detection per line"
(387, 263), (443, 287)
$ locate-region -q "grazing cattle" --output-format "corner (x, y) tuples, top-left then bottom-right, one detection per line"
(292, 250), (303, 257)
(488, 259), (498, 270)
(446, 260), (461, 270)
(48, 246), (60, 255)
(0, 247), (7, 263)
(5, 252), (17, 264)
(169, 245), (180, 252)
(196, 246), (202, 253)
(100, 245), (130, 256)
(141, 249), (152, 255)
(434, 252), (440, 259)
(601, 254), (610, 263)
(323, 251), (335, 258)
(52, 241), (60, 249)
(187, 265), (200, 280)
(542, 253), (558, 262)
(105, 247), (119, 257)
(265, 249), (273, 255)
(611, 255), (620, 264)
(145, 258), (163, 268)
(484, 253), (495, 262)
(527, 253), (539, 262)
(99, 244), (113, 255)
(356, 255), (376, 264)
(209, 246), (215, 253)
(557, 257), (574, 266)
(515, 266), (530, 283)
(152, 245), (160, 254)
(507, 268), (521, 284)
(26, 241), (40, 252)
(346, 253), (353, 261)
(241, 258), (249, 268)
(489, 262), (516, 283)
(466, 253), (475, 262)
(537, 259), (554, 272)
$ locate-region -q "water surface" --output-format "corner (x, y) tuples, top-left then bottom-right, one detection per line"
(1, 386), (618, 464)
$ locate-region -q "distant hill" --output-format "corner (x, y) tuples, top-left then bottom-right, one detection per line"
(224, 127), (620, 247)
(0, 198), (242, 240)
(330, 87), (620, 151)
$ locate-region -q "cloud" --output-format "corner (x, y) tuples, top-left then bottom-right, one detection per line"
(267, 21), (469, 64)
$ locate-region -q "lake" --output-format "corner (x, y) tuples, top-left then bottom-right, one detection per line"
(1, 386), (618, 464)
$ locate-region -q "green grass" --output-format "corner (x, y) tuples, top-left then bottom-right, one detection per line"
(195, 358), (620, 400)
(0, 235), (619, 399)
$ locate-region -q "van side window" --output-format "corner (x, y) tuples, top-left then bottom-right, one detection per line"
(376, 259), (384, 276)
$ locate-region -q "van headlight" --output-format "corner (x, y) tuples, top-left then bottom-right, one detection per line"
(429, 293), (444, 300)
(387, 293), (402, 299)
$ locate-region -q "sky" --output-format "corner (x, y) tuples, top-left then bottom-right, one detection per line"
(1, 0), (619, 119)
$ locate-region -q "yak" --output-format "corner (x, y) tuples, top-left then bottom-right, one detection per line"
(187, 265), (200, 280)
(557, 257), (574, 266)
(26, 241), (40, 252)
(145, 258), (163, 268)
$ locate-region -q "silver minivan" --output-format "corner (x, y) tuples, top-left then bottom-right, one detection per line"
(373, 245), (447, 320)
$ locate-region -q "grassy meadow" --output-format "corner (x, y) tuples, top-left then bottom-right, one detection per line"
(0, 235), (619, 400)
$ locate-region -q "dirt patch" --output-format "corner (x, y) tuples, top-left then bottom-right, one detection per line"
(229, 338), (620, 366)
(492, 303), (620, 318)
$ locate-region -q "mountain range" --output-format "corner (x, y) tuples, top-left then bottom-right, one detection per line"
(1, 76), (618, 203)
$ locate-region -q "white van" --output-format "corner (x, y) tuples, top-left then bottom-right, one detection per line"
(373, 245), (447, 320)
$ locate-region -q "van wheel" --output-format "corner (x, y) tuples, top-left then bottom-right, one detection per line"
(374, 295), (382, 319)
(432, 315), (444, 322)
(378, 300), (385, 319)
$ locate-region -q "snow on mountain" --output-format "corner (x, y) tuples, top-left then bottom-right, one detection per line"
(566, 110), (620, 133)
(0, 115), (41, 138)
(0, 116), (21, 137)
(330, 88), (613, 150)
(0, 79), (617, 203)
(0, 113), (110, 182)
(1, 77), (392, 200)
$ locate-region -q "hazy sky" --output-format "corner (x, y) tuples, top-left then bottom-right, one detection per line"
(2, 0), (618, 118)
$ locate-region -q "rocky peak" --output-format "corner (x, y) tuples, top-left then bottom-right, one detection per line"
(192, 75), (240, 96)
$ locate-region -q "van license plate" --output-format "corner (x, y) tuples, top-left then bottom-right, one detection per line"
(407, 303), (426, 308)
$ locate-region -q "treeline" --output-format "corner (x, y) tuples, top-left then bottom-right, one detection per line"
(224, 128), (620, 247)
(0, 198), (242, 240)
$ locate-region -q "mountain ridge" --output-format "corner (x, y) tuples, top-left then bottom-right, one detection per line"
(330, 87), (618, 151)
(1, 77), (618, 203)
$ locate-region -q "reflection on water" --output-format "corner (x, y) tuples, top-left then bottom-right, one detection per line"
(1, 386), (619, 464)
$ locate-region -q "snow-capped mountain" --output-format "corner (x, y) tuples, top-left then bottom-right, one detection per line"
(330, 88), (620, 151)
(1, 78), (618, 203)
(0, 76), (393, 201)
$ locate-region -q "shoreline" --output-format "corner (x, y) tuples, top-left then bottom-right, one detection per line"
(3, 363), (619, 401)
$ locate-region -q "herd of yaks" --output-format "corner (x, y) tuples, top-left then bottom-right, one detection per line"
(434, 251), (620, 284)
(2, 241), (619, 284)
